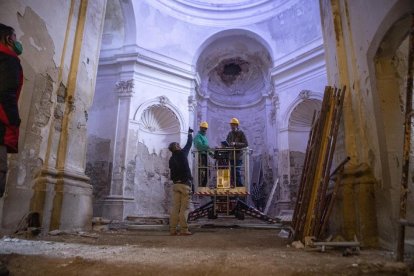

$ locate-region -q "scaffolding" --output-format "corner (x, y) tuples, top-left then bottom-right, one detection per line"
(189, 147), (278, 223)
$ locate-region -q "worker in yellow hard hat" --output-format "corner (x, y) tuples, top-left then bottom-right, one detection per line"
(226, 117), (248, 187)
(193, 121), (212, 187)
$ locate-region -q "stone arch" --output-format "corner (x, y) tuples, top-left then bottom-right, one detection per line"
(367, 5), (414, 248)
(371, 15), (411, 190)
(278, 91), (322, 213)
(193, 29), (274, 156)
(366, 1), (414, 191)
(281, 90), (323, 130)
(287, 97), (321, 152)
(193, 29), (274, 68)
(132, 96), (185, 218)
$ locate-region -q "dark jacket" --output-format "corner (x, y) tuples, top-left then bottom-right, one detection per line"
(169, 134), (193, 185)
(0, 44), (23, 153)
(226, 129), (248, 160)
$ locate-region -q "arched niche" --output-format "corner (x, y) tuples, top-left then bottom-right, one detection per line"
(195, 29), (273, 107)
(282, 90), (323, 130)
(193, 29), (273, 158)
(194, 29), (274, 68)
(280, 92), (321, 211)
(131, 96), (184, 217)
(287, 97), (322, 152)
(133, 96), (185, 154)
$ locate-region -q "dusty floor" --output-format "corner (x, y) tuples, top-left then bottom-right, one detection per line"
(0, 219), (411, 276)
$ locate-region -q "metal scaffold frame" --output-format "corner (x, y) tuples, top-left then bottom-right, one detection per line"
(189, 147), (278, 223)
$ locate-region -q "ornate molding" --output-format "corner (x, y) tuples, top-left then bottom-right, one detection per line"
(115, 79), (134, 97)
(299, 89), (311, 99)
(188, 95), (197, 112)
(269, 94), (279, 125)
(159, 96), (168, 106)
(197, 109), (202, 123)
(140, 104), (179, 134)
(196, 84), (207, 98)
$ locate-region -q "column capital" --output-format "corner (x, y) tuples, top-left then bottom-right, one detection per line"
(115, 79), (134, 97)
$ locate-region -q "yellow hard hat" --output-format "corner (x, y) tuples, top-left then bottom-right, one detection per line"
(199, 121), (208, 128)
(230, 118), (239, 125)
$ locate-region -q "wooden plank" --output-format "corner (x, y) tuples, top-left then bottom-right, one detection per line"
(315, 86), (347, 238)
(293, 87), (330, 241)
(291, 111), (317, 226)
(318, 156), (351, 238)
(303, 87), (335, 237)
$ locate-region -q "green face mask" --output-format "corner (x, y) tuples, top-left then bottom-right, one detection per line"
(13, 41), (23, 55)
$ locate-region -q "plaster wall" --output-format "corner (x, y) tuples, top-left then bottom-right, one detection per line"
(320, 0), (402, 167)
(0, 0), (107, 231)
(88, 49), (194, 218)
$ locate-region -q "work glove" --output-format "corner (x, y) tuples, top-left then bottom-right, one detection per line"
(188, 127), (194, 134)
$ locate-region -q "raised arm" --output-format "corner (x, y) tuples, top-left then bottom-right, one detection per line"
(182, 128), (193, 156)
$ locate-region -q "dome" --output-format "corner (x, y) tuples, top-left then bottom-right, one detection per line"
(146, 0), (289, 26)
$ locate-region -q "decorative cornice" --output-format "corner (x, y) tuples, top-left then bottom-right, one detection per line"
(268, 40), (327, 90)
(271, 42), (325, 77)
(147, 0), (295, 27)
(207, 95), (264, 108)
(99, 45), (195, 80)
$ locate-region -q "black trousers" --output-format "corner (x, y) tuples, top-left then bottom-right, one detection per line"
(198, 153), (208, 187)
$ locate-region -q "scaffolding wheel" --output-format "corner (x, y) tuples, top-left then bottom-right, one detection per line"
(235, 210), (245, 220)
(208, 209), (218, 219)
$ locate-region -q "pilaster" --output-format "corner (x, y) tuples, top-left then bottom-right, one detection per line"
(102, 79), (135, 220)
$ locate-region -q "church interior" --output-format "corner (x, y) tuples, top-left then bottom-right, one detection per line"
(1, 0), (414, 274)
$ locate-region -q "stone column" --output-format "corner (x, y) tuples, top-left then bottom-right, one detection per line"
(333, 164), (378, 247)
(319, 0), (386, 246)
(101, 80), (135, 220)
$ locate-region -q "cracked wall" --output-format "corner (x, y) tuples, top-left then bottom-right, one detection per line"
(86, 135), (112, 216)
(134, 142), (171, 217)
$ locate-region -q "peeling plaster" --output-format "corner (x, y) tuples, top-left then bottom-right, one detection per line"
(135, 142), (171, 216)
